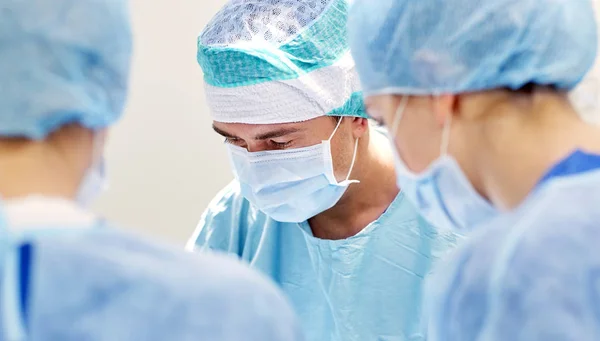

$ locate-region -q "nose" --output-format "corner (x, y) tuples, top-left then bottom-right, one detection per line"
(245, 141), (268, 153)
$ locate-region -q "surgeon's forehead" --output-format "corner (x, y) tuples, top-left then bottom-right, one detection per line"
(213, 116), (334, 138)
(212, 120), (306, 138)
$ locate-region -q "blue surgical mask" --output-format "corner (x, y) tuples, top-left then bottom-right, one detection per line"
(389, 96), (498, 232)
(76, 133), (108, 207)
(76, 159), (107, 207)
(226, 118), (359, 223)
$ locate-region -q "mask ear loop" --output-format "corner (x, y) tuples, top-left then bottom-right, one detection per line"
(327, 116), (345, 141)
(439, 105), (452, 156)
(327, 116), (360, 184)
(91, 132), (108, 192)
(344, 138), (360, 182)
(392, 96), (409, 137)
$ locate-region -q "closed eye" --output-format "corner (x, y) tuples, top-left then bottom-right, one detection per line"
(225, 137), (245, 146)
(269, 140), (292, 149)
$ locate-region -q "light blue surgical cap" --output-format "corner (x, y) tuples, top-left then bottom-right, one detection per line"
(348, 0), (598, 96)
(197, 0), (368, 124)
(0, 0), (132, 139)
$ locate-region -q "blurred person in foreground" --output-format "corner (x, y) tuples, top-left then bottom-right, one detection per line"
(0, 0), (302, 340)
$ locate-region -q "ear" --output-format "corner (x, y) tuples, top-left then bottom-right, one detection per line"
(432, 94), (457, 127)
(350, 117), (369, 139)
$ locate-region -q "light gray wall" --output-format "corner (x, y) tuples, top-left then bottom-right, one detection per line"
(94, 0), (231, 245)
(575, 0), (600, 125)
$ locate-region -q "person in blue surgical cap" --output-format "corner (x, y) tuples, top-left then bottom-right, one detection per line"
(0, 0), (303, 340)
(349, 0), (600, 340)
(186, 1), (463, 340)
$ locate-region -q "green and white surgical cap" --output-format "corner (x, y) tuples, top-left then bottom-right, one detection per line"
(197, 0), (367, 124)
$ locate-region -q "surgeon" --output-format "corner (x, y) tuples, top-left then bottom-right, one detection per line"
(0, 0), (303, 340)
(348, 0), (600, 340)
(186, 0), (463, 340)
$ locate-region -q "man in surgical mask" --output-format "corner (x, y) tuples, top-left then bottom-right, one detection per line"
(0, 0), (303, 339)
(186, 1), (463, 340)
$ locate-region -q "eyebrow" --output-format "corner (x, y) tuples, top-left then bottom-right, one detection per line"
(212, 125), (237, 138)
(212, 125), (303, 140)
(254, 128), (301, 140)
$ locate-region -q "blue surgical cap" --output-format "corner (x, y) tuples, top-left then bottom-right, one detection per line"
(0, 0), (132, 139)
(197, 0), (367, 124)
(348, 0), (598, 96)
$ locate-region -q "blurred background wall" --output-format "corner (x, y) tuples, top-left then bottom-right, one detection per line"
(94, 0), (231, 244)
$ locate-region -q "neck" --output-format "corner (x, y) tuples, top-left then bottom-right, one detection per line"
(0, 142), (80, 200)
(309, 128), (399, 240)
(468, 96), (600, 210)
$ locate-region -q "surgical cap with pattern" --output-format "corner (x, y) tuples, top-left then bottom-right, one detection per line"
(197, 0), (368, 124)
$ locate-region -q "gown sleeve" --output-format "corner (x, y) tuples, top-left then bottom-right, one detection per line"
(186, 181), (250, 258)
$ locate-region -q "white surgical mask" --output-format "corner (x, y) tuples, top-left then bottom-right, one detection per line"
(389, 96), (498, 232)
(227, 117), (359, 223)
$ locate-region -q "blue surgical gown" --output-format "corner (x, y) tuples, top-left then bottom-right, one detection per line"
(0, 222), (303, 341)
(426, 150), (600, 341)
(188, 181), (463, 341)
